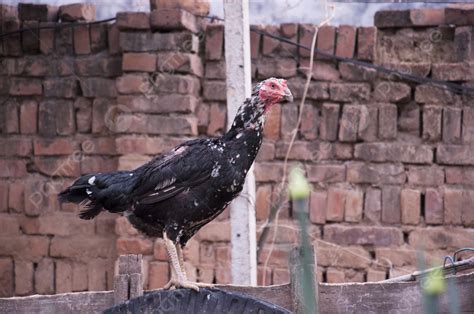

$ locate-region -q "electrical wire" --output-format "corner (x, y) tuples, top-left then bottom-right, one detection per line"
(0, 17), (117, 38)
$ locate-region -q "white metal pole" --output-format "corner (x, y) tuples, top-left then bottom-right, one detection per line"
(224, 0), (257, 286)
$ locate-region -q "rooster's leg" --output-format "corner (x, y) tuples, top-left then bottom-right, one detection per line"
(162, 232), (199, 291)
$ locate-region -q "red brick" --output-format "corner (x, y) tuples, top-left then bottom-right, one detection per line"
(280, 104), (298, 141)
(15, 260), (33, 296)
(421, 106), (442, 142)
(34, 138), (75, 156)
(80, 78), (117, 97)
(207, 103), (226, 135)
(0, 138), (31, 157)
(107, 23), (120, 55)
(355, 143), (433, 164)
(374, 82), (411, 103)
(340, 188), (362, 222)
(262, 104), (281, 140)
(2, 100), (18, 134)
(446, 167), (474, 185)
(0, 236), (49, 261)
(374, 10), (411, 28)
(73, 24), (91, 55)
(38, 100), (75, 136)
(50, 237), (115, 259)
(339, 105), (360, 142)
(401, 189), (421, 225)
(148, 261), (169, 289)
(0, 258), (13, 297)
(378, 104), (398, 140)
(9, 78), (42, 96)
(275, 141), (325, 161)
(43, 78), (77, 98)
(306, 164), (345, 183)
(39, 22), (54, 54)
(157, 52), (203, 77)
(4, 19), (22, 56)
(408, 227), (474, 250)
(75, 98), (91, 133)
(326, 268), (344, 283)
(432, 62), (474, 81)
(59, 3), (95, 21)
(273, 268), (290, 285)
(262, 25), (281, 56)
(195, 221), (230, 242)
(316, 26), (336, 59)
(257, 58), (297, 79)
(116, 12), (150, 30)
(357, 27), (376, 61)
(299, 24), (315, 58)
(120, 31), (198, 53)
(0, 160), (27, 178)
(444, 188), (462, 225)
(150, 0), (210, 15)
(335, 25), (356, 58)
(338, 62), (376, 81)
(463, 107), (474, 143)
(250, 28), (261, 59)
(55, 260), (72, 293)
(415, 85), (455, 104)
(382, 186), (401, 224)
(55, 25), (73, 54)
(364, 187), (381, 223)
(122, 53), (157, 72)
(35, 258), (55, 294)
(443, 107), (462, 143)
(203, 80), (226, 101)
(18, 3), (56, 21)
(357, 106), (378, 142)
(119, 94), (197, 114)
(117, 73), (150, 94)
(348, 162), (405, 185)
(299, 60), (340, 81)
(410, 8), (445, 26)
(34, 156), (80, 177)
(0, 183), (7, 212)
(299, 105), (318, 140)
(329, 83), (370, 102)
(117, 237), (153, 255)
(75, 56), (121, 77)
(367, 269), (386, 282)
(205, 61), (226, 79)
(8, 183), (24, 212)
(20, 101), (37, 134)
(454, 27), (472, 61)
(256, 185), (271, 220)
(437, 145), (474, 165)
(90, 23), (107, 52)
(326, 187), (346, 222)
(150, 9), (197, 33)
(256, 141), (275, 161)
(205, 24), (224, 60)
(309, 191), (326, 224)
(254, 162), (284, 183)
(154, 74), (200, 95)
(320, 103), (340, 141)
(324, 225), (403, 246)
(425, 188), (443, 225)
(445, 4), (474, 26)
(22, 21), (40, 53)
(407, 166), (444, 186)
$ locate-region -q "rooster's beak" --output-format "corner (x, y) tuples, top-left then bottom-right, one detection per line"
(283, 87), (293, 103)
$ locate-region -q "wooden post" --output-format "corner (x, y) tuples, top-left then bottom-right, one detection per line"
(290, 246), (318, 314)
(114, 254), (143, 305)
(224, 0), (257, 286)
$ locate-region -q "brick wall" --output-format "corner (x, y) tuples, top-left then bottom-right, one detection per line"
(1, 2), (474, 297)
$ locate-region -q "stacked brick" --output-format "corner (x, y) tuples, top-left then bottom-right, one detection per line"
(2, 2), (474, 297)
(0, 3), (118, 297)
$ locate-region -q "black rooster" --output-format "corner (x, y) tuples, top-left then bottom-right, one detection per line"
(59, 78), (293, 290)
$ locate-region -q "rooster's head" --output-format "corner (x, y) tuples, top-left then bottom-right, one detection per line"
(254, 77), (293, 112)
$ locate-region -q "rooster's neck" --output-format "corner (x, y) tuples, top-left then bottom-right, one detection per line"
(225, 95), (265, 137)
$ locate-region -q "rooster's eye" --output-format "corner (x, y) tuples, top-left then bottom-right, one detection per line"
(271, 83), (275, 89)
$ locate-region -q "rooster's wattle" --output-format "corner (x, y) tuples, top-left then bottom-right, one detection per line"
(59, 77), (293, 290)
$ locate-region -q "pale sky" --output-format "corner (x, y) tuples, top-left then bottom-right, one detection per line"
(2, 0), (445, 26)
